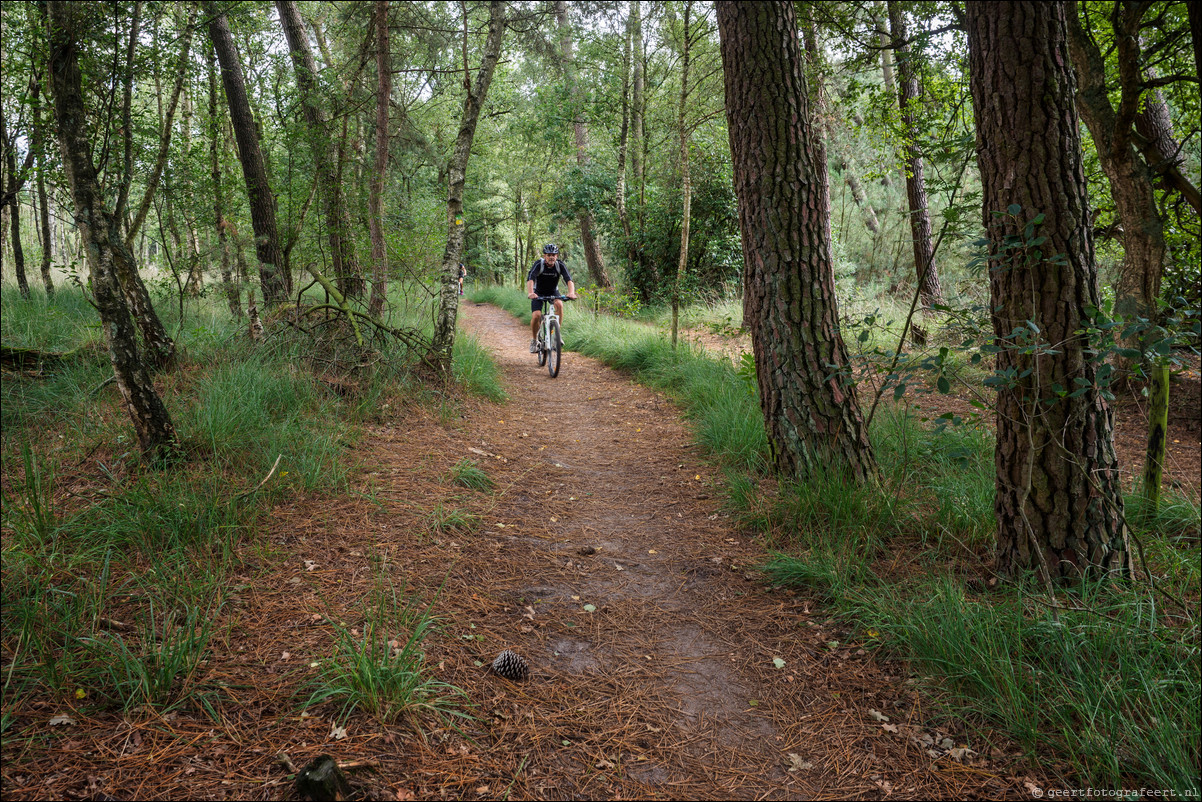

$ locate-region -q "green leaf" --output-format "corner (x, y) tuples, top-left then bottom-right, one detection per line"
(937, 376), (951, 394)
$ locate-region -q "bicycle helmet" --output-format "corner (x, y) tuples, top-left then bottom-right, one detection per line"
(543, 243), (559, 255)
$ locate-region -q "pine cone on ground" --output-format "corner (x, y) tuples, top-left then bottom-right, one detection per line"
(491, 649), (530, 681)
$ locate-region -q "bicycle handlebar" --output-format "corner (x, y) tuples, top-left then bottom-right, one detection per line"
(533, 294), (574, 302)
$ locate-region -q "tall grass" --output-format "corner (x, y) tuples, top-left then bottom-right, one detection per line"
(473, 285), (1201, 791)
(306, 579), (469, 725)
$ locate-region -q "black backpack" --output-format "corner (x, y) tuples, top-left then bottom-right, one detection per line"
(533, 258), (562, 279)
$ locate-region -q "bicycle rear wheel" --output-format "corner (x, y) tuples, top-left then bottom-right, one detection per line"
(547, 320), (561, 378)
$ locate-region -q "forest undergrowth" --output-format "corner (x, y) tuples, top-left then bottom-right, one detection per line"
(2, 282), (1198, 796)
(471, 283), (1202, 794)
(0, 286), (502, 735)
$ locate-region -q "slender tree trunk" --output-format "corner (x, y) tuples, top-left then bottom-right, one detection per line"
(616, 3), (632, 244)
(44, 0), (179, 462)
(208, 45), (240, 317)
(716, 0), (877, 483)
(887, 0), (943, 317)
(556, 0), (612, 288)
(0, 116), (30, 297)
(1065, 3), (1166, 383)
(873, 0), (898, 193)
(35, 153), (54, 297)
(967, 0), (1128, 581)
(126, 7), (193, 246)
(672, 1), (694, 349)
(630, 0), (646, 284)
(30, 75), (55, 297)
(207, 2), (290, 306)
(276, 0), (364, 299)
(368, 0), (391, 318)
(430, 0), (506, 370)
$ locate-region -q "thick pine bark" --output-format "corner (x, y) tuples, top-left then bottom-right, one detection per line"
(966, 1), (1128, 580)
(367, 0), (391, 318)
(716, 0), (877, 484)
(556, 1), (612, 288)
(887, 1), (942, 310)
(276, 0), (363, 299)
(430, 1), (506, 370)
(45, 0), (179, 462)
(207, 3), (290, 307)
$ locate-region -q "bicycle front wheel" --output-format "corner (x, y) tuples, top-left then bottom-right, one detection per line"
(547, 320), (561, 378)
(536, 332), (547, 366)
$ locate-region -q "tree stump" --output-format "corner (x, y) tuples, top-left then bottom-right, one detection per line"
(296, 755), (353, 801)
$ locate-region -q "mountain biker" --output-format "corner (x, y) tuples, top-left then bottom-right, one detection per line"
(527, 243), (577, 353)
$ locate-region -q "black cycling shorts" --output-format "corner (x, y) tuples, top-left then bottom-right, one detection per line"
(531, 298), (561, 313)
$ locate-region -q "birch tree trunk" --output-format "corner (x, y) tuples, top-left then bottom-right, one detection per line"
(429, 0), (506, 371)
(44, 0), (179, 462)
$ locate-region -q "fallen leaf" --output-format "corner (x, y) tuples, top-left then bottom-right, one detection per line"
(395, 789), (416, 801)
(648, 549), (657, 554)
(868, 709), (890, 722)
(614, 563), (625, 571)
(595, 759), (615, 770)
(49, 714), (76, 727)
(330, 724), (348, 740)
(882, 723), (899, 734)
(786, 753), (813, 772)
(583, 604), (596, 613)
(772, 657), (786, 669)
(304, 560), (318, 572)
(522, 606), (536, 620)
(475, 786), (490, 795)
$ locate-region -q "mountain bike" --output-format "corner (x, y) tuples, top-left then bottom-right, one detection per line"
(533, 294), (572, 378)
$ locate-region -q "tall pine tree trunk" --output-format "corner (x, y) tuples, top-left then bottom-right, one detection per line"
(967, 0), (1128, 581)
(556, 0), (611, 288)
(429, 0), (506, 370)
(208, 2), (290, 306)
(717, 0), (877, 484)
(367, 0), (391, 318)
(44, 0), (178, 462)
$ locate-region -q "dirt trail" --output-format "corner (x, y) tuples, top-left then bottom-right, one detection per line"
(351, 302), (1035, 800)
(1, 303), (1045, 802)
